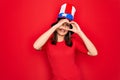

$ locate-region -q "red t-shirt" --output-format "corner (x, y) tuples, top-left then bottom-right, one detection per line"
(43, 37), (88, 80)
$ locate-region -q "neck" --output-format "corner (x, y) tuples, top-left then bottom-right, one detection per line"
(57, 34), (64, 42)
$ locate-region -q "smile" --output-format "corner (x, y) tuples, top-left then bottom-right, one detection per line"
(59, 29), (67, 33)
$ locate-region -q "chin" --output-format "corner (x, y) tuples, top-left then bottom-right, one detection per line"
(57, 32), (67, 36)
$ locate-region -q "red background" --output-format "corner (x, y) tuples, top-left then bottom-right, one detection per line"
(0, 0), (120, 80)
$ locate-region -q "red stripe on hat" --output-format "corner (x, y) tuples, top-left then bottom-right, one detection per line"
(65, 4), (72, 14)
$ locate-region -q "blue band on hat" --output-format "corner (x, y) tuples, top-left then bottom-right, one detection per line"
(58, 13), (74, 21)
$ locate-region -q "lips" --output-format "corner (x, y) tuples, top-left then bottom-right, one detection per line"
(59, 29), (66, 32)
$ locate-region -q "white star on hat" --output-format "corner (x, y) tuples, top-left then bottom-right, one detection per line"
(62, 13), (67, 17)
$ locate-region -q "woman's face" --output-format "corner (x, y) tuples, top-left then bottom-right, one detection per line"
(56, 22), (70, 36)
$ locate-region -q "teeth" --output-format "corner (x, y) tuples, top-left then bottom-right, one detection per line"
(61, 30), (64, 32)
(60, 29), (65, 32)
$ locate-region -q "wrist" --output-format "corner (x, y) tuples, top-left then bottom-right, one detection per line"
(77, 30), (83, 37)
(51, 25), (58, 32)
(52, 24), (59, 29)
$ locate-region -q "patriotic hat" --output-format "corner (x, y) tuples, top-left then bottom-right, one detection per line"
(58, 3), (76, 21)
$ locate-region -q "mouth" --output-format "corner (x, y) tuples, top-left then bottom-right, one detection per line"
(59, 28), (66, 33)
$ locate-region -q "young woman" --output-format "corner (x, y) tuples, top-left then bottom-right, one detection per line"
(33, 18), (98, 80)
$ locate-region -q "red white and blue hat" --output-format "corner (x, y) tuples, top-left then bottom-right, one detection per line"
(58, 3), (76, 21)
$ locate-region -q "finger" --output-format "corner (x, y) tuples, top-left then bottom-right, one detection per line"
(62, 19), (69, 23)
(71, 21), (77, 23)
(59, 19), (67, 23)
(69, 22), (74, 24)
(66, 29), (74, 32)
(70, 21), (78, 25)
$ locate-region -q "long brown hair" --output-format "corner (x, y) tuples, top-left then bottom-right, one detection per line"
(51, 18), (73, 47)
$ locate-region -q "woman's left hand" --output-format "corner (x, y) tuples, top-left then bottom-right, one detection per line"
(68, 21), (82, 34)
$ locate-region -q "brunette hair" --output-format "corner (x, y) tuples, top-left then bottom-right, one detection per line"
(51, 18), (73, 47)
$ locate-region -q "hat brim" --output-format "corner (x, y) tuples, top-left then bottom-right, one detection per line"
(58, 13), (74, 21)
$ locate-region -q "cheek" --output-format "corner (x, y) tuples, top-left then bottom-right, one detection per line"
(66, 26), (70, 29)
(56, 29), (61, 34)
(67, 27), (70, 30)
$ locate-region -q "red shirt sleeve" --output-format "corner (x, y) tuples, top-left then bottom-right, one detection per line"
(73, 37), (88, 54)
